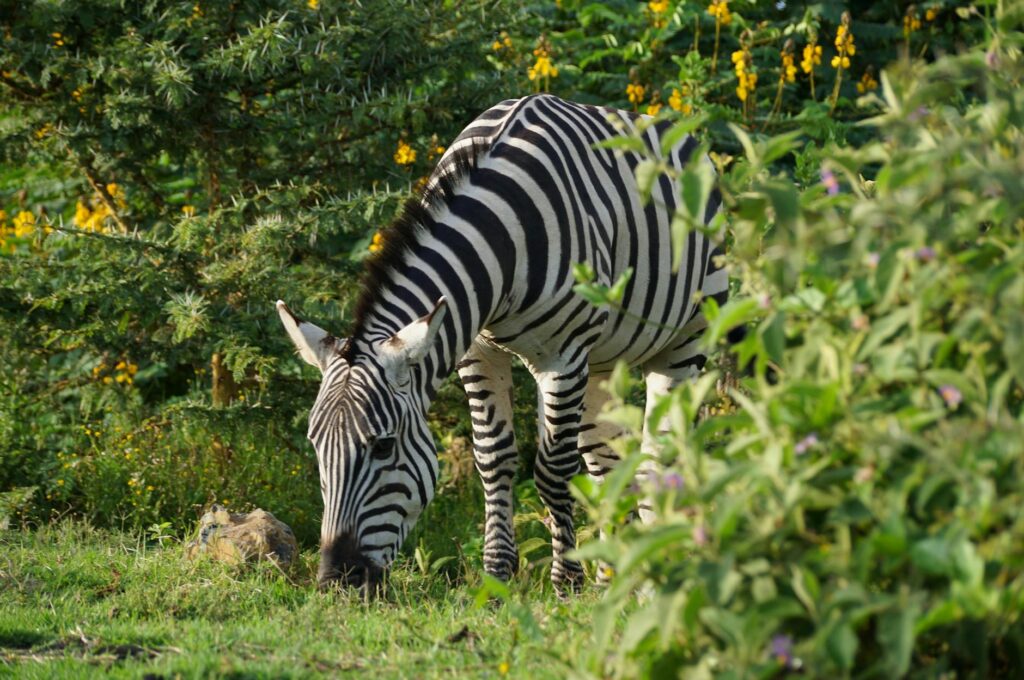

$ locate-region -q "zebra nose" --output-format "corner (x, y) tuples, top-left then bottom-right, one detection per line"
(317, 533), (381, 592)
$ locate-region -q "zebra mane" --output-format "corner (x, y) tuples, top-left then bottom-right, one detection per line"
(343, 140), (489, 360)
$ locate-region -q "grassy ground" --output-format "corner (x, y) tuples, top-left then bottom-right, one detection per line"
(0, 522), (599, 678)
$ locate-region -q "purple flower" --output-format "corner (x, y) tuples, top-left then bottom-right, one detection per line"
(660, 471), (684, 490)
(770, 634), (795, 668)
(794, 433), (819, 455)
(939, 384), (963, 409)
(916, 246), (936, 262)
(820, 168), (840, 196)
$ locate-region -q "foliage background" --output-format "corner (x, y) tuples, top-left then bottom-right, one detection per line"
(2, 0), (1021, 676)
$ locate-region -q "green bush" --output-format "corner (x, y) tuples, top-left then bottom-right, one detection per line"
(571, 32), (1024, 679)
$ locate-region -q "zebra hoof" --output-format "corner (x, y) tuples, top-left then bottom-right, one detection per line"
(551, 559), (585, 598)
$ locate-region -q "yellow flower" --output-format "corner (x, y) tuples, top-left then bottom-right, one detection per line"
(74, 201), (92, 227)
(856, 70), (878, 93)
(668, 87), (693, 114)
(182, 204), (196, 217)
(801, 43), (822, 74)
(781, 50), (796, 83)
(106, 183), (127, 209)
(646, 102), (662, 116)
(527, 50), (558, 82)
(307, 0), (319, 9)
(707, 0), (731, 25)
(394, 140), (417, 166)
(732, 47), (755, 103)
(146, 485), (155, 491)
(369, 231), (384, 254)
(498, 661), (510, 675)
(833, 19), (855, 70)
(34, 123), (54, 139)
(51, 32), (65, 47)
(648, 0), (669, 14)
(626, 83), (646, 104)
(925, 7), (938, 22)
(13, 211), (36, 238)
(57, 479), (64, 486)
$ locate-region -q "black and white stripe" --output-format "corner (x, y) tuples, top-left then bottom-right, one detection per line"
(278, 94), (728, 590)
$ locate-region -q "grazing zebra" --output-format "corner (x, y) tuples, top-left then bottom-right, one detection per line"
(277, 93), (727, 592)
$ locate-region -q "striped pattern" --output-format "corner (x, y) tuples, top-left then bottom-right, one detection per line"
(282, 94), (728, 590)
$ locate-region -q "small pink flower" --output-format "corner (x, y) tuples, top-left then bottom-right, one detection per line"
(986, 49), (999, 69)
(852, 314), (869, 331)
(692, 524), (707, 546)
(865, 252), (880, 269)
(758, 293), (771, 310)
(794, 433), (819, 455)
(916, 246), (936, 262)
(939, 384), (962, 409)
(854, 465), (874, 483)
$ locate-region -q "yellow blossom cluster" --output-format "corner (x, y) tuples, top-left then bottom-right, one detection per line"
(52, 32), (65, 47)
(74, 183), (125, 233)
(904, 8), (922, 37)
(646, 100), (662, 116)
(394, 140), (417, 166)
(491, 32), (513, 52)
(832, 21), (855, 70)
(626, 83), (646, 106)
(707, 0), (731, 25)
(925, 7), (938, 22)
(669, 85), (693, 115)
(2, 210), (52, 252)
(369, 231), (384, 254)
(93, 359), (139, 385)
(35, 123), (55, 140)
(307, 0), (319, 10)
(856, 70), (879, 93)
(528, 46), (558, 82)
(648, 0), (669, 28)
(732, 48), (757, 102)
(801, 42), (822, 74)
(780, 49), (797, 83)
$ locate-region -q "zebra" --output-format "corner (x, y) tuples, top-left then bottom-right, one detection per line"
(276, 93), (727, 592)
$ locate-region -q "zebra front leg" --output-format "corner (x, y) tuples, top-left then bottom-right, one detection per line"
(532, 362), (589, 593)
(579, 372), (623, 586)
(457, 341), (520, 581)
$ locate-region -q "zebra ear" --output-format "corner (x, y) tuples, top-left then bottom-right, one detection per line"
(381, 297), (448, 368)
(276, 300), (342, 372)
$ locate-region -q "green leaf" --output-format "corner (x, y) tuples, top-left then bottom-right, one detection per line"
(826, 621), (859, 670)
(659, 115), (707, 157)
(635, 159), (661, 204)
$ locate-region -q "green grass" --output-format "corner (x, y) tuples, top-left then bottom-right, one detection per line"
(0, 522), (598, 678)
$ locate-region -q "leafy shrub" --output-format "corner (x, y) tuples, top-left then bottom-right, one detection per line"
(572, 33), (1024, 679)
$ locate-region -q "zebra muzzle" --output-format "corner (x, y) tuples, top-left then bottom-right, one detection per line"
(317, 533), (385, 595)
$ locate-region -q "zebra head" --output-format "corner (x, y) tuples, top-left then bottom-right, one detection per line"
(276, 298), (447, 592)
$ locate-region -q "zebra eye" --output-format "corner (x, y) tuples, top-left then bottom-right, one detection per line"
(370, 436), (396, 461)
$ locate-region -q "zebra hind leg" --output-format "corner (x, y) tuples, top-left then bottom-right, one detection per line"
(531, 360), (590, 594)
(457, 341), (520, 582)
(639, 320), (710, 523)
